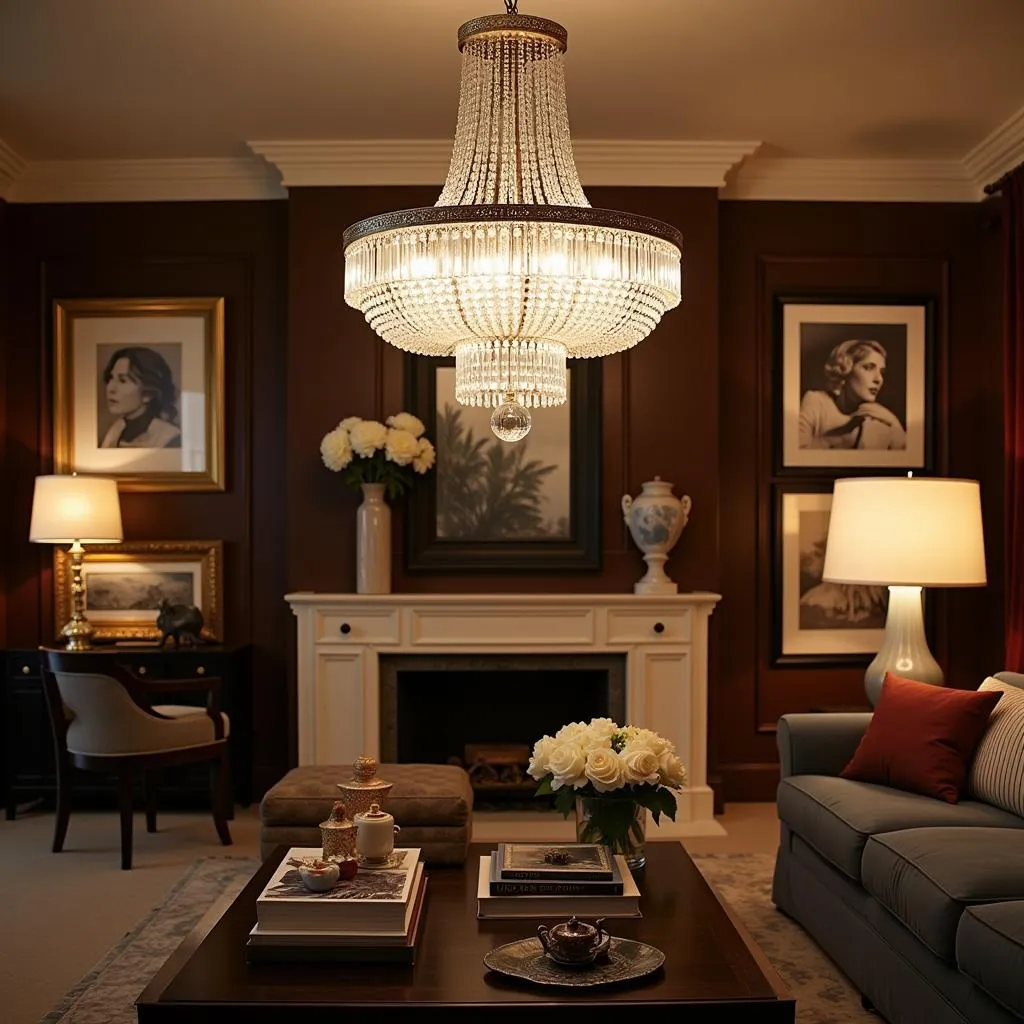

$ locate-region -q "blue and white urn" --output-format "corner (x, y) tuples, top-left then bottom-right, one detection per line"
(621, 477), (691, 595)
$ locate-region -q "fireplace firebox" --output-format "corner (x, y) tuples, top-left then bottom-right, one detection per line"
(379, 654), (626, 805)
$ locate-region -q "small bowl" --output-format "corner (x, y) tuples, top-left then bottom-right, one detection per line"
(297, 860), (341, 892)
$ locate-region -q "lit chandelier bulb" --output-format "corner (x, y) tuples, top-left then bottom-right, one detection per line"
(490, 393), (532, 442)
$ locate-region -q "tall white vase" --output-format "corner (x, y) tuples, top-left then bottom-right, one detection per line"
(622, 477), (691, 595)
(356, 482), (391, 595)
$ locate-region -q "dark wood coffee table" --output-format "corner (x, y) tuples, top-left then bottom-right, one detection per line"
(137, 842), (794, 1021)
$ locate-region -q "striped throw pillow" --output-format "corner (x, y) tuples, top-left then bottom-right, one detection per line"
(969, 678), (1024, 817)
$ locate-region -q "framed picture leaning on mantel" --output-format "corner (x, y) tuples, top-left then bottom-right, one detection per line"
(53, 297), (225, 491)
(776, 297), (934, 472)
(53, 539), (223, 644)
(403, 355), (602, 573)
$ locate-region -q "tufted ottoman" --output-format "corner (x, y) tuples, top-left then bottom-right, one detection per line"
(259, 763), (474, 865)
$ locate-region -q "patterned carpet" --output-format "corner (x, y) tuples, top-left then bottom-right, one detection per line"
(41, 851), (877, 1024)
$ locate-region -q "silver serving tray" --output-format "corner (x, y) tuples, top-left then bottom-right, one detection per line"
(484, 936), (665, 989)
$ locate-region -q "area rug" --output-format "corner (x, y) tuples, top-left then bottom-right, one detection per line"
(42, 851), (876, 1024)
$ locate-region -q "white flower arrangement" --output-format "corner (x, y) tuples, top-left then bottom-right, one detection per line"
(320, 412), (436, 499)
(529, 717), (686, 824)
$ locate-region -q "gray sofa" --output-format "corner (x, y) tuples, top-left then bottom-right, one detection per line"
(773, 671), (1024, 1024)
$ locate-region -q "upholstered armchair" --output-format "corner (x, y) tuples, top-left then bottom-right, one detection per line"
(41, 648), (232, 869)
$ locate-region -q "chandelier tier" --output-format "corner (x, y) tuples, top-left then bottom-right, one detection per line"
(343, 4), (683, 440)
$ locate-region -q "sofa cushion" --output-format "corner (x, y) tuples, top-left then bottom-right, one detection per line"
(861, 827), (1024, 964)
(840, 673), (1002, 803)
(970, 678), (1024, 818)
(777, 775), (1024, 882)
(957, 901), (1024, 1018)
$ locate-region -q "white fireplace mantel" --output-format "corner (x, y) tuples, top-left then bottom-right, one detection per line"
(285, 591), (723, 838)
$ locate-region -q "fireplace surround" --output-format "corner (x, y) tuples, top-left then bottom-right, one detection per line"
(285, 592), (722, 836)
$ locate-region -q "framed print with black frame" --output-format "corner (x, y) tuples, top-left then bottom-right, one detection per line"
(54, 539), (224, 643)
(776, 297), (934, 472)
(53, 297), (225, 491)
(403, 355), (601, 573)
(772, 483), (890, 666)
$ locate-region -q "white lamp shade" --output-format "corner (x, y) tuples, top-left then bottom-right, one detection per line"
(823, 477), (986, 587)
(29, 475), (123, 544)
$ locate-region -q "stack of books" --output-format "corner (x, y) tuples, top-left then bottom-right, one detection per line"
(477, 842), (641, 919)
(246, 847), (427, 963)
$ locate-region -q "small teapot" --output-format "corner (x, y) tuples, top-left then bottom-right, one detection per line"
(537, 916), (611, 965)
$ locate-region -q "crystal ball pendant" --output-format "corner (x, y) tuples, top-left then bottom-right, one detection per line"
(490, 397), (532, 442)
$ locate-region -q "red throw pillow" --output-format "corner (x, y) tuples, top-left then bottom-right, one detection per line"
(840, 672), (1001, 803)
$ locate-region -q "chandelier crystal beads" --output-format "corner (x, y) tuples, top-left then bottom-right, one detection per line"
(343, 5), (683, 440)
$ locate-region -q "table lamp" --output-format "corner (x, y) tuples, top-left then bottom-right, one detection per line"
(822, 475), (987, 706)
(29, 474), (123, 650)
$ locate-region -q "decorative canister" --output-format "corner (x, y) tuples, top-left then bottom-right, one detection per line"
(335, 755), (393, 819)
(621, 476), (691, 595)
(354, 802), (401, 864)
(319, 800), (357, 861)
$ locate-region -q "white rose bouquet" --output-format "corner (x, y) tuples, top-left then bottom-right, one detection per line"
(529, 717), (686, 861)
(320, 411), (436, 499)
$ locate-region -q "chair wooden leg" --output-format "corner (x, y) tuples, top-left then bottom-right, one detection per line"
(52, 750), (73, 854)
(143, 770), (158, 833)
(210, 749), (232, 847)
(118, 769), (135, 870)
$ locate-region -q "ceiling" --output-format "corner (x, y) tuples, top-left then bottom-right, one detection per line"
(2, 0), (1023, 202)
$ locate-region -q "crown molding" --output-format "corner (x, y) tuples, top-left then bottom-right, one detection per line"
(963, 104), (1024, 191)
(6, 157), (286, 203)
(721, 157), (979, 202)
(0, 137), (27, 200)
(248, 139), (762, 189)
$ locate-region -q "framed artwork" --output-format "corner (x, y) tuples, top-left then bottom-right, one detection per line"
(403, 356), (601, 572)
(54, 539), (223, 643)
(53, 297), (225, 491)
(773, 485), (888, 664)
(777, 297), (933, 471)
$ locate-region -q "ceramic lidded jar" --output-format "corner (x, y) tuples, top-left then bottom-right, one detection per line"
(319, 800), (357, 861)
(354, 802), (401, 863)
(621, 476), (691, 595)
(336, 755), (393, 819)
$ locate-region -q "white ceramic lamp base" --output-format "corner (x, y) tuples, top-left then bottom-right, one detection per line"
(864, 585), (943, 706)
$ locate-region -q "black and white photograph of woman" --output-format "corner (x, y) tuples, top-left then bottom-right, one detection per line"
(798, 326), (907, 452)
(781, 301), (927, 470)
(96, 344), (182, 449)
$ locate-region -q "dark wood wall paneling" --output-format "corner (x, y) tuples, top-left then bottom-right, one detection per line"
(2, 189), (1006, 807)
(285, 187), (721, 599)
(716, 200), (1005, 802)
(2, 200), (290, 797)
(0, 197), (9, 651)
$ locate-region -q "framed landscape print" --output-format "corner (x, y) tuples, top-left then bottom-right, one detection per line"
(53, 297), (225, 491)
(773, 486), (888, 664)
(777, 298), (932, 471)
(403, 356), (601, 572)
(54, 539), (223, 643)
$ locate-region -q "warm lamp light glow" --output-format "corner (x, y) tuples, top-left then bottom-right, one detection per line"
(29, 475), (124, 544)
(823, 476), (987, 706)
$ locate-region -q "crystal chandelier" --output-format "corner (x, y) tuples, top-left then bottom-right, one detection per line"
(343, 2), (683, 441)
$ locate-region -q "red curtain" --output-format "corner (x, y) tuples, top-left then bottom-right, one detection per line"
(1005, 168), (1024, 670)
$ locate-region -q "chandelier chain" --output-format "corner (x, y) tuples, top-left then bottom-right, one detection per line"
(504, 1), (518, 14)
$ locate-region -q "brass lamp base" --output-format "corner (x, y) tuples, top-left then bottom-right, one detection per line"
(61, 616), (95, 651)
(62, 540), (95, 651)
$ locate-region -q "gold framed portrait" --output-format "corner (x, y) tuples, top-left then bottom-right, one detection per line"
(54, 540), (224, 643)
(53, 297), (225, 491)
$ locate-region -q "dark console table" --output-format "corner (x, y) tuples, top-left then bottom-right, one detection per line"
(3, 643), (252, 819)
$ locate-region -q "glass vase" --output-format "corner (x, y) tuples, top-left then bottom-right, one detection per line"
(574, 795), (647, 871)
